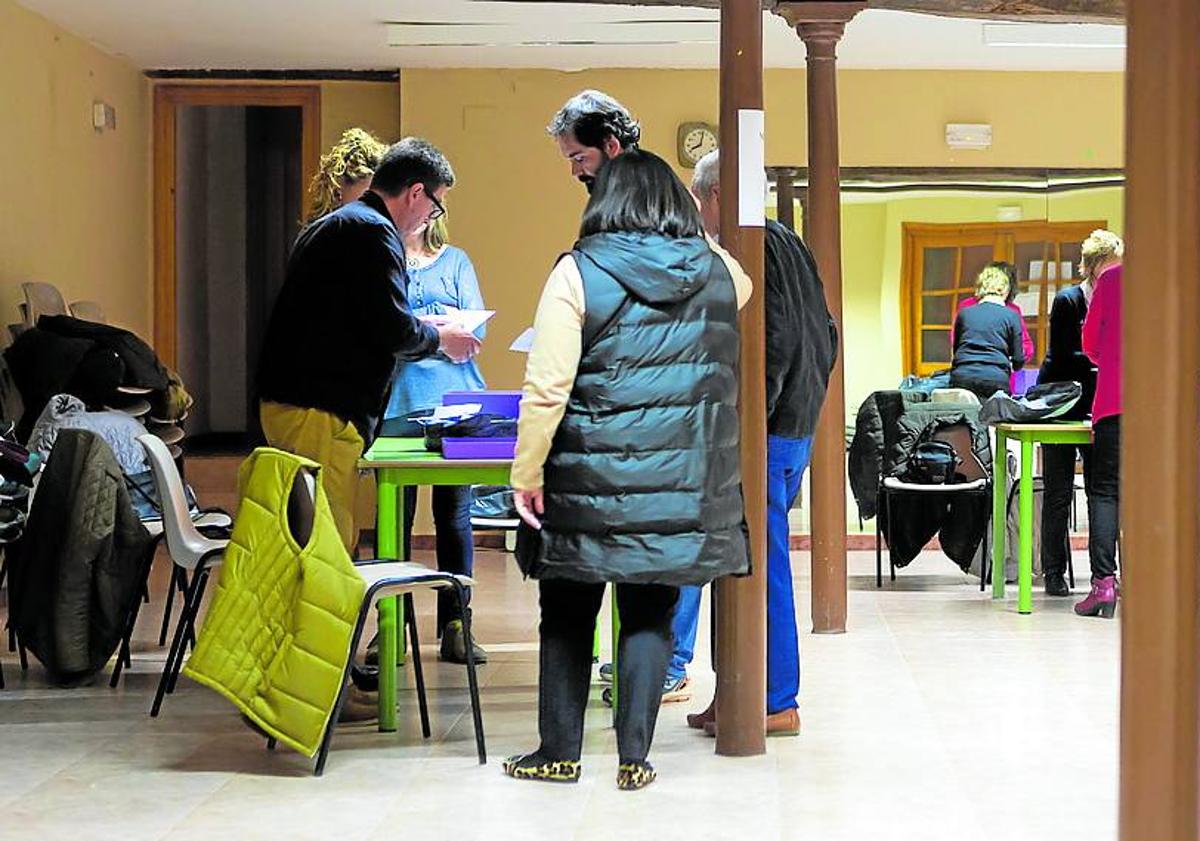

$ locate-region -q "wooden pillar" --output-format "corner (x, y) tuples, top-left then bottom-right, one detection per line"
(1120, 1), (1200, 838)
(714, 0), (767, 757)
(776, 174), (796, 231)
(775, 2), (864, 634)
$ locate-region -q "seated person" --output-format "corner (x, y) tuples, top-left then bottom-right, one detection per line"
(950, 262), (1026, 403)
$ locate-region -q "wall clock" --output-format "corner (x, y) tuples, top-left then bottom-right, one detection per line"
(677, 122), (718, 168)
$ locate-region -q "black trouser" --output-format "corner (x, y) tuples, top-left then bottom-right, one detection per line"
(536, 579), (678, 765)
(1040, 441), (1093, 578)
(1087, 416), (1121, 580)
(402, 485), (474, 633)
(950, 370), (1010, 404)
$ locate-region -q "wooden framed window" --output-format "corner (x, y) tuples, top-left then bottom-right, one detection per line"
(901, 220), (1106, 378)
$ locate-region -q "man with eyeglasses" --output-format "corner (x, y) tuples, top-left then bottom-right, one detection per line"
(258, 137), (479, 557)
(547, 89), (641, 192)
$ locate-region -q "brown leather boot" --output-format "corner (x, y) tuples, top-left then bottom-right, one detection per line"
(687, 699), (716, 730)
(703, 707), (801, 738)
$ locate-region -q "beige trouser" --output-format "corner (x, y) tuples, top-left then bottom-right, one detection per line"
(259, 401), (364, 552)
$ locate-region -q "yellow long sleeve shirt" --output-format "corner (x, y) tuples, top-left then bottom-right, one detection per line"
(511, 241), (753, 491)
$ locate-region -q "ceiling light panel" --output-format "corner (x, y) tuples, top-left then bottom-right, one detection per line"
(386, 20), (717, 48)
(982, 23), (1126, 49)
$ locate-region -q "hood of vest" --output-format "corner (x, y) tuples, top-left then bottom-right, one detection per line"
(575, 231), (715, 305)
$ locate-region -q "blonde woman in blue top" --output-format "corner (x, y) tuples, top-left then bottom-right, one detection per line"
(385, 214), (488, 663)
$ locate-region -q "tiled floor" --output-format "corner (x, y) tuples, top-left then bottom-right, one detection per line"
(0, 548), (1118, 841)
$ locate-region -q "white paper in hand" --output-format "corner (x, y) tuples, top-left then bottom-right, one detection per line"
(509, 327), (535, 353)
(418, 308), (495, 333)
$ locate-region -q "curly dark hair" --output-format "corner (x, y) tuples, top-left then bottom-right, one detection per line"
(547, 89), (641, 152)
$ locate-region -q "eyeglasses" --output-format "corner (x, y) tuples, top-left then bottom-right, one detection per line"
(425, 187), (445, 221)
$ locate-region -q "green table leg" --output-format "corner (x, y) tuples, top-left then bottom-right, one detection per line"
(376, 469), (399, 732)
(992, 428), (1008, 600)
(1018, 437), (1034, 615)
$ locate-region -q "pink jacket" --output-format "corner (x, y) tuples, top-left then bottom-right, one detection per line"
(1082, 264), (1122, 422)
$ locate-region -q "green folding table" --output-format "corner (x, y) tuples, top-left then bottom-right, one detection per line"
(360, 437), (617, 731)
(991, 421), (1091, 614)
(359, 437), (513, 731)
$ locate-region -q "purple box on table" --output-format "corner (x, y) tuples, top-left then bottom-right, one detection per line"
(442, 390), (522, 418)
(442, 437), (517, 460)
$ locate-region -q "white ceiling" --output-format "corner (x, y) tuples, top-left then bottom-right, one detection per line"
(16, 0), (1126, 72)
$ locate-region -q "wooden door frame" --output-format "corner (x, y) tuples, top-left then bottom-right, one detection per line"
(153, 83), (320, 368)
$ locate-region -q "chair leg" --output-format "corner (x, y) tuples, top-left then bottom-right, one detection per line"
(158, 566), (183, 647)
(314, 601), (373, 777)
(875, 508), (883, 589)
(452, 580), (486, 765)
(404, 593), (431, 739)
(887, 498), (896, 582)
(151, 564), (205, 717)
(168, 569), (210, 694)
(980, 500), (990, 593)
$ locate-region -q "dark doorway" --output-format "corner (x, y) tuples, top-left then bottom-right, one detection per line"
(174, 104), (302, 452)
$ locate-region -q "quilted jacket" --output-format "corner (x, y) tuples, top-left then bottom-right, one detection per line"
(183, 448), (366, 757)
(7, 429), (152, 682)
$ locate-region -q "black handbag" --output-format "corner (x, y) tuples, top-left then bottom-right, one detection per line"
(513, 521), (544, 578)
(906, 440), (960, 485)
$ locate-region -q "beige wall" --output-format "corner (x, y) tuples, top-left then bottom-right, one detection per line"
(399, 68), (1125, 404)
(0, 0), (151, 340)
(319, 80), (401, 152)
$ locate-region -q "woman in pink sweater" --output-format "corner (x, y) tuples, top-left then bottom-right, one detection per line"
(1075, 262), (1122, 618)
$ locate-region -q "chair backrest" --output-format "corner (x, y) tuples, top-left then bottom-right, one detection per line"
(69, 300), (106, 323)
(22, 282), (68, 325)
(932, 423), (987, 482)
(137, 433), (208, 568)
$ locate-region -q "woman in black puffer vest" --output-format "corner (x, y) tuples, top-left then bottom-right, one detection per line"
(503, 150), (751, 791)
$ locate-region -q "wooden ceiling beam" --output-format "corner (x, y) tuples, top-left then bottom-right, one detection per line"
(493, 0), (1124, 23)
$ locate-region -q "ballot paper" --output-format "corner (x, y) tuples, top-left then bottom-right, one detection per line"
(411, 403), (484, 426)
(509, 327), (535, 353)
(418, 307), (495, 333)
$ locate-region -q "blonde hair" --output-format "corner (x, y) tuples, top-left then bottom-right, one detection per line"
(306, 128), (389, 223)
(1080, 229), (1125, 280)
(422, 215), (448, 253)
(975, 264), (1011, 299)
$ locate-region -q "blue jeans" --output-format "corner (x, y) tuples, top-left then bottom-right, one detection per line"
(667, 435), (813, 714)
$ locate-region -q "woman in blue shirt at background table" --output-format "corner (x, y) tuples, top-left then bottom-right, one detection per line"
(385, 214), (488, 664)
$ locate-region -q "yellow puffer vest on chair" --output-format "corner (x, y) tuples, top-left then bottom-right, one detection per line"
(183, 447), (366, 756)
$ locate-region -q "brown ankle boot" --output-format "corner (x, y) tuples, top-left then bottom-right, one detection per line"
(703, 707), (801, 737)
(687, 699), (716, 730)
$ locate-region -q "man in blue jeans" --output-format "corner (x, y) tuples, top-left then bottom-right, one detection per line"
(677, 150), (838, 735)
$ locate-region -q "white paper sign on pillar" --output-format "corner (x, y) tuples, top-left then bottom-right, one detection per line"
(737, 109), (766, 227)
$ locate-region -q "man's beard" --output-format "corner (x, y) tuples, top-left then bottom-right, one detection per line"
(579, 173), (596, 193)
